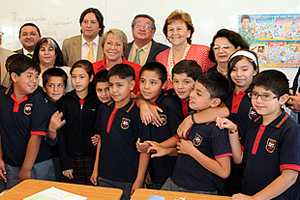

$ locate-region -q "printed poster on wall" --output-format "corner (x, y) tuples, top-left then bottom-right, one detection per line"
(238, 14), (300, 68)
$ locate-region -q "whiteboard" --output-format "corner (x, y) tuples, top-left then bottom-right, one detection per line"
(1, 0), (300, 84)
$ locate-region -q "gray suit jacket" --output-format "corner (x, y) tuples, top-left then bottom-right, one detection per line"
(62, 35), (104, 67)
(125, 40), (169, 64)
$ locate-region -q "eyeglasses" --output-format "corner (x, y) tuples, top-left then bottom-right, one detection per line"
(248, 92), (278, 101)
(212, 45), (232, 50)
(134, 24), (152, 30)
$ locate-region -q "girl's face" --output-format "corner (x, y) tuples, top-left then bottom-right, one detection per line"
(71, 67), (93, 94)
(213, 37), (237, 64)
(39, 43), (56, 67)
(230, 57), (257, 91)
(167, 20), (190, 47)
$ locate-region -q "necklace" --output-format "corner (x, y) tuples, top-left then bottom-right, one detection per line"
(167, 44), (191, 79)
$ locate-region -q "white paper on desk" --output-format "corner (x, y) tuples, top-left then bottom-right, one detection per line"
(23, 186), (88, 200)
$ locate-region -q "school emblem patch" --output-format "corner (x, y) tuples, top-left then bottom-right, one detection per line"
(24, 104), (33, 115)
(159, 114), (167, 126)
(121, 118), (131, 130)
(193, 133), (202, 146)
(248, 107), (257, 119)
(266, 138), (277, 153)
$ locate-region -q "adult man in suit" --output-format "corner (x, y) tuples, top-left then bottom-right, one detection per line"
(288, 69), (300, 123)
(125, 14), (169, 66)
(62, 8), (105, 67)
(0, 47), (15, 87)
(14, 23), (41, 58)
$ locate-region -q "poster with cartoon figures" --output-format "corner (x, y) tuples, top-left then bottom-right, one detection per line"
(238, 14), (300, 68)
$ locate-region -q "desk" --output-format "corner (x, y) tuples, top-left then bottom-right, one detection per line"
(0, 179), (123, 200)
(131, 188), (231, 200)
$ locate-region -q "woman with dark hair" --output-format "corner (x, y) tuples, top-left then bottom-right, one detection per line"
(33, 37), (72, 91)
(207, 29), (249, 77)
(156, 10), (215, 90)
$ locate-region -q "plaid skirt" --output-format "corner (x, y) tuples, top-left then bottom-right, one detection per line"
(61, 155), (94, 185)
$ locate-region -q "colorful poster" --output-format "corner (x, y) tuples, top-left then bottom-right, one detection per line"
(239, 14), (300, 68)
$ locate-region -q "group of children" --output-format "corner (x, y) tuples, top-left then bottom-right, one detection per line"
(0, 49), (300, 200)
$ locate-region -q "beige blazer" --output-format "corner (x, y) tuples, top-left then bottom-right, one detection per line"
(0, 47), (15, 87)
(62, 35), (104, 67)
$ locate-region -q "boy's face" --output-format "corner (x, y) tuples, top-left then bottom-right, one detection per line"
(189, 81), (217, 111)
(172, 73), (195, 100)
(12, 68), (39, 96)
(43, 76), (66, 102)
(251, 86), (287, 119)
(140, 70), (165, 104)
(241, 19), (250, 30)
(96, 82), (111, 103)
(109, 75), (135, 108)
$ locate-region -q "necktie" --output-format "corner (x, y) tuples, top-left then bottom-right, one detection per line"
(27, 53), (33, 59)
(86, 42), (95, 63)
(133, 47), (142, 65)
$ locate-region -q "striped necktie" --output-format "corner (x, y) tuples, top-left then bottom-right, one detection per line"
(27, 53), (33, 59)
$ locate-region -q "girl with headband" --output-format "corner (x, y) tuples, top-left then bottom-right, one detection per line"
(222, 49), (259, 196)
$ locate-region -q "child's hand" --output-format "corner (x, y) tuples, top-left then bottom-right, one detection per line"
(232, 193), (253, 200)
(90, 170), (98, 185)
(48, 111), (66, 133)
(148, 104), (164, 127)
(145, 172), (151, 185)
(62, 169), (74, 180)
(177, 115), (193, 138)
(130, 179), (143, 196)
(19, 168), (31, 183)
(146, 141), (168, 158)
(136, 138), (150, 153)
(139, 103), (153, 125)
(91, 134), (100, 146)
(0, 159), (7, 183)
(176, 139), (194, 155)
(216, 117), (237, 131)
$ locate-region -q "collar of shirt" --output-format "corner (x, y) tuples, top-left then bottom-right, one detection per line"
(81, 35), (99, 61)
(23, 48), (33, 56)
(253, 111), (288, 128)
(107, 99), (135, 113)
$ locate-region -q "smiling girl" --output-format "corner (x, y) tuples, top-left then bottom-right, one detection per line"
(58, 60), (101, 184)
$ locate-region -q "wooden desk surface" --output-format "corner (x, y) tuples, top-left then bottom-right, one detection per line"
(0, 179), (123, 200)
(131, 188), (231, 200)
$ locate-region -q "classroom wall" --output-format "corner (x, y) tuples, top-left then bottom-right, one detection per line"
(1, 0), (300, 83)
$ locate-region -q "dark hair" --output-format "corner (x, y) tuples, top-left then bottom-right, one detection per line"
(241, 14), (251, 22)
(208, 29), (249, 63)
(9, 55), (41, 81)
(131, 14), (156, 32)
(79, 8), (105, 36)
(94, 70), (108, 86)
(42, 67), (68, 88)
(163, 10), (194, 44)
(196, 71), (230, 102)
(228, 49), (259, 88)
(172, 60), (202, 81)
(32, 37), (65, 66)
(251, 70), (289, 97)
(5, 54), (23, 71)
(107, 64), (135, 81)
(19, 23), (41, 36)
(71, 60), (94, 78)
(139, 62), (167, 83)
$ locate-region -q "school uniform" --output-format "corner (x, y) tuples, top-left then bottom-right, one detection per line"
(95, 99), (146, 200)
(0, 85), (54, 188)
(240, 112), (300, 199)
(165, 89), (193, 117)
(58, 90), (100, 184)
(142, 92), (184, 188)
(163, 119), (232, 193)
(223, 89), (257, 196)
